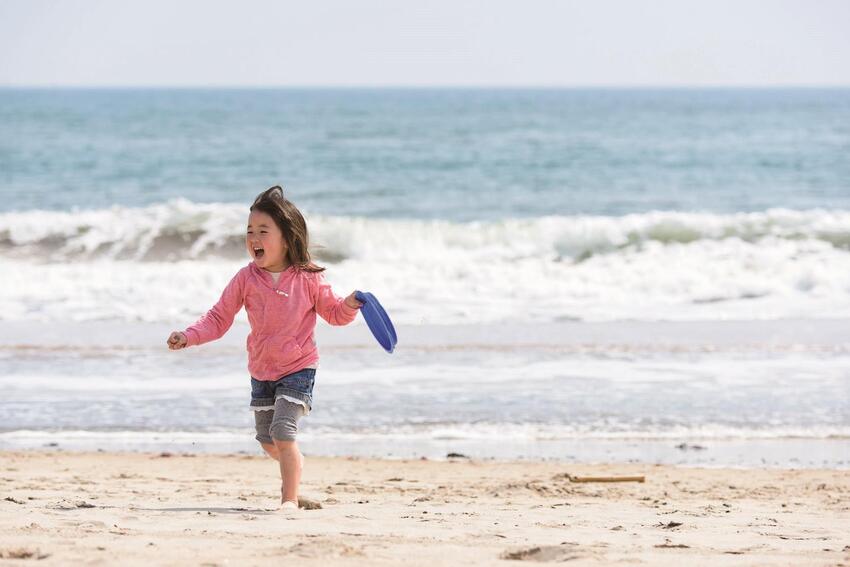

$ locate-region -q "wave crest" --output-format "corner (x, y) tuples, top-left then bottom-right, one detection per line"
(3, 203), (850, 324)
(2, 201), (850, 263)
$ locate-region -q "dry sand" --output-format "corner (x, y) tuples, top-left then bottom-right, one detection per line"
(0, 451), (848, 566)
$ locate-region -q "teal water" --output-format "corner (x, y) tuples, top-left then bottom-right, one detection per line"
(1, 88), (848, 219)
(2, 90), (850, 464)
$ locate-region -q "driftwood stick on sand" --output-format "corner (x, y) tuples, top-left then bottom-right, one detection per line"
(567, 474), (646, 483)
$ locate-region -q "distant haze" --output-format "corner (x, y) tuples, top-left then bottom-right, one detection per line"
(1, 0), (849, 87)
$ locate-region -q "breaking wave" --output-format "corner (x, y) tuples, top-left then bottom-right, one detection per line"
(2, 200), (850, 262)
(3, 201), (850, 323)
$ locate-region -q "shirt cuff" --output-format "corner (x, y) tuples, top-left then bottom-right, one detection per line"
(339, 300), (359, 318)
(184, 328), (200, 347)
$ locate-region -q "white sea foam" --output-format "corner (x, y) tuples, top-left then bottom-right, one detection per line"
(3, 202), (850, 323)
(4, 200), (850, 260)
(302, 423), (850, 441)
(1, 424), (847, 444)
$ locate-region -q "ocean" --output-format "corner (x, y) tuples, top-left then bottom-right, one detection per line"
(1, 88), (849, 466)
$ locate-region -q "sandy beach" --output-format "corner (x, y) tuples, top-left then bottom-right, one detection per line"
(0, 451), (847, 566)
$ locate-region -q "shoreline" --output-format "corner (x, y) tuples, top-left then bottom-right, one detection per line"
(1, 450), (847, 566)
(1, 435), (848, 470)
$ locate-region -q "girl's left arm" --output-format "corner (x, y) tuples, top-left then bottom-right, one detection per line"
(313, 272), (360, 326)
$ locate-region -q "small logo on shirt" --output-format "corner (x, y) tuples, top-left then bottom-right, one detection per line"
(275, 289), (289, 297)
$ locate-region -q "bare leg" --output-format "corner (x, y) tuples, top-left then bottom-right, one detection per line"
(260, 442), (279, 461)
(260, 442), (303, 469)
(274, 439), (302, 504)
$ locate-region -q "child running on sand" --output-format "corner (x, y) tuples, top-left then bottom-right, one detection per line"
(166, 186), (362, 510)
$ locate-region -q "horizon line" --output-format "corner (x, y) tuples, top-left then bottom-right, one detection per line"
(2, 83), (850, 90)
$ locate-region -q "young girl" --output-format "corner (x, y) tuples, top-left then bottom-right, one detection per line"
(166, 186), (361, 510)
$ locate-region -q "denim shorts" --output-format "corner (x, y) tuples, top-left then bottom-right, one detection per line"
(250, 368), (315, 413)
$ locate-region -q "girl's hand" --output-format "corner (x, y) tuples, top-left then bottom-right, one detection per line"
(344, 292), (363, 310)
(167, 331), (188, 350)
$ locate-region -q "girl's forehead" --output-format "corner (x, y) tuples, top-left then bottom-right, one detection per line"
(248, 210), (274, 225)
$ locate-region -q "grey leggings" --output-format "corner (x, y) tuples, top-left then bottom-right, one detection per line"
(254, 397), (306, 444)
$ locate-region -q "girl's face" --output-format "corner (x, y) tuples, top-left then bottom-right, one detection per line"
(246, 210), (289, 272)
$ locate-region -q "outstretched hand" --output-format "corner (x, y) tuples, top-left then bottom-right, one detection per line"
(167, 331), (188, 350)
(344, 292), (363, 310)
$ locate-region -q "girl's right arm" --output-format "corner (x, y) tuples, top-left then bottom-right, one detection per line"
(166, 270), (246, 350)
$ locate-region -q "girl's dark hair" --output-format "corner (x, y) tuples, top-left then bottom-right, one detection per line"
(250, 186), (324, 273)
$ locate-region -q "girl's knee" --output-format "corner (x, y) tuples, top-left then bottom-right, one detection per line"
(270, 422), (298, 442)
(253, 409), (274, 445)
(260, 441), (279, 459)
(269, 398), (305, 442)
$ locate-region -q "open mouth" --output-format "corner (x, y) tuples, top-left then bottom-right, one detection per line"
(253, 247), (265, 259)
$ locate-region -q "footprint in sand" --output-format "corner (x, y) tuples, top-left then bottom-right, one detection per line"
(48, 499), (96, 510)
(0, 548), (51, 560)
(298, 497), (323, 510)
(500, 544), (582, 562)
(283, 540), (364, 558)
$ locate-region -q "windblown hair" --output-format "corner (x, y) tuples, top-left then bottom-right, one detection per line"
(250, 186), (324, 273)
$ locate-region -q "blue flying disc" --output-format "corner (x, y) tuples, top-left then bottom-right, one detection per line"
(355, 290), (397, 353)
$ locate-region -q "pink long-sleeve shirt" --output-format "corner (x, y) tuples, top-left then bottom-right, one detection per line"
(184, 262), (358, 381)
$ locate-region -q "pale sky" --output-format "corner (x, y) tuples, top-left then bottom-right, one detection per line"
(1, 0), (848, 87)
